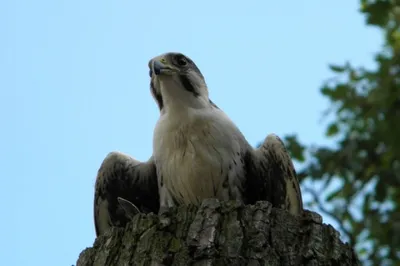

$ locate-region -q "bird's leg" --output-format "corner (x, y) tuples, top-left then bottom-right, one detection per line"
(157, 183), (175, 227)
(158, 182), (175, 216)
(117, 197), (141, 220)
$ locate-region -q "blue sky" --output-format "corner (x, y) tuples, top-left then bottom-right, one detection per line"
(1, 1), (381, 265)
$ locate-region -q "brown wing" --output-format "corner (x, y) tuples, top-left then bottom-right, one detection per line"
(244, 134), (303, 215)
(94, 152), (159, 236)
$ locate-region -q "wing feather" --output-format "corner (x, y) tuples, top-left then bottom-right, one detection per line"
(244, 134), (303, 215)
(94, 151), (159, 236)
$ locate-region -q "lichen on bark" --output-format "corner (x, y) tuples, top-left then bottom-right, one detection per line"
(77, 199), (359, 266)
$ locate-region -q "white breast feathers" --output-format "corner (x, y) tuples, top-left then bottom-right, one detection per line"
(153, 108), (245, 205)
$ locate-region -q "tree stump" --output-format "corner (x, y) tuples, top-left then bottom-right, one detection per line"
(76, 199), (359, 266)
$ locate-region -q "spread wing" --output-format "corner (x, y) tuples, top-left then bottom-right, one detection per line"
(94, 152), (159, 237)
(244, 134), (303, 215)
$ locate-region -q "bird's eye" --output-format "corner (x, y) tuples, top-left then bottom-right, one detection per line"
(176, 56), (187, 66)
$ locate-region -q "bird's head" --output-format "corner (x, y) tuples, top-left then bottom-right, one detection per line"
(148, 52), (210, 112)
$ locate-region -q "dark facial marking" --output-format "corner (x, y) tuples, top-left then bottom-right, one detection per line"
(150, 80), (163, 110)
(175, 54), (187, 66)
(178, 75), (200, 97)
(171, 53), (188, 67)
(170, 53), (204, 80)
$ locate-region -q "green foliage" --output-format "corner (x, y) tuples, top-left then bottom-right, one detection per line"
(283, 1), (400, 265)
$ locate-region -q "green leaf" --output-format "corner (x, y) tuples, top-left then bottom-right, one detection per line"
(329, 64), (346, 73)
(326, 123), (339, 137)
(283, 135), (305, 162)
(362, 1), (392, 27)
(320, 85), (332, 96)
(359, 248), (367, 256)
(277, 1), (400, 263)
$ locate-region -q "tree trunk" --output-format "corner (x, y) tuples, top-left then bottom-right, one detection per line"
(76, 199), (359, 266)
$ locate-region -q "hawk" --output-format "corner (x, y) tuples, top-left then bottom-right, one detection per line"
(94, 52), (303, 236)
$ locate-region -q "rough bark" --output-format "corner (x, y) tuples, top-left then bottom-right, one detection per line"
(76, 199), (359, 266)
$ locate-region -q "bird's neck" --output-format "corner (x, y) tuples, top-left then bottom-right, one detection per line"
(160, 87), (211, 115)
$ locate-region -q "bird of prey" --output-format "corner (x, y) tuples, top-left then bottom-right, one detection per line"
(94, 52), (303, 237)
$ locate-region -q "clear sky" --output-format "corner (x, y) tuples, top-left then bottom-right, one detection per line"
(1, 1), (381, 265)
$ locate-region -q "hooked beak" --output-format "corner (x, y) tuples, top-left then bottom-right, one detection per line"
(149, 58), (176, 77)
